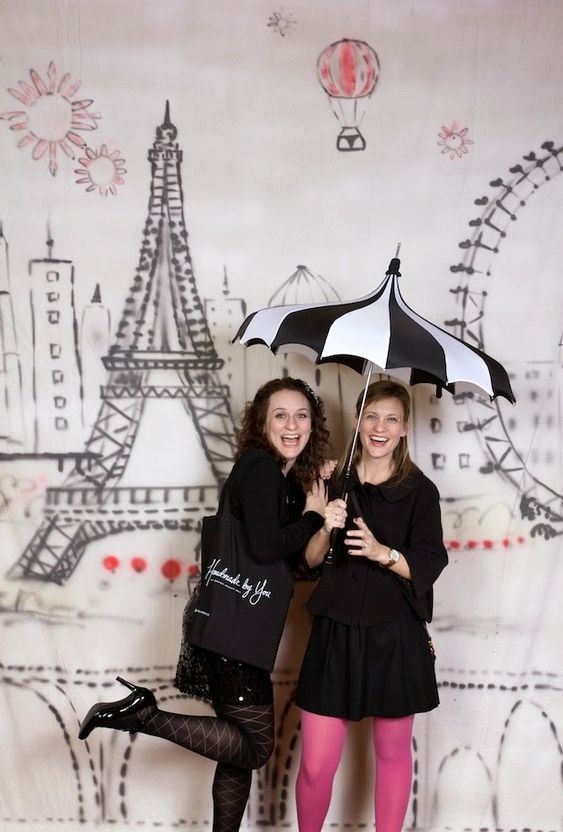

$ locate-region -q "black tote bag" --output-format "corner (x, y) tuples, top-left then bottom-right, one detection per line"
(185, 481), (294, 672)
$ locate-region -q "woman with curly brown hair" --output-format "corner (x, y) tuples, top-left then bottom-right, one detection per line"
(78, 377), (338, 832)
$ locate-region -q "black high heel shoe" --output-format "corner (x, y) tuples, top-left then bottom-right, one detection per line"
(78, 676), (157, 740)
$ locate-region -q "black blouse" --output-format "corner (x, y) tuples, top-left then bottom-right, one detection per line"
(307, 467), (448, 625)
(226, 448), (324, 565)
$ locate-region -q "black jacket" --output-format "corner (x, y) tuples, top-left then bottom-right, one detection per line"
(227, 448), (324, 564)
(307, 467), (447, 624)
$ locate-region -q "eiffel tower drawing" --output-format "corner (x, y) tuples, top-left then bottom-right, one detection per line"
(9, 103), (237, 585)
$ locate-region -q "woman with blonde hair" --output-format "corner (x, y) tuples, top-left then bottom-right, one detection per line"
(295, 379), (448, 832)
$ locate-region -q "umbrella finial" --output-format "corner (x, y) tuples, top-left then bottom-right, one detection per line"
(386, 254), (401, 277)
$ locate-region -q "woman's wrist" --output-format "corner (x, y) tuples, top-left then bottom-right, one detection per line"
(377, 547), (401, 569)
(374, 546), (390, 566)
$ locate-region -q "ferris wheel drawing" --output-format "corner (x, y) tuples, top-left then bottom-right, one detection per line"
(446, 140), (563, 540)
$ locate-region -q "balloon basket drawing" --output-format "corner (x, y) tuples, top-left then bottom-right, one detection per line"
(336, 125), (367, 152)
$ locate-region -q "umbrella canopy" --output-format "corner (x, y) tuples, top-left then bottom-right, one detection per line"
(234, 257), (515, 403)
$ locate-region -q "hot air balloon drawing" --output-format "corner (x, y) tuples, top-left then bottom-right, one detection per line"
(317, 38), (380, 152)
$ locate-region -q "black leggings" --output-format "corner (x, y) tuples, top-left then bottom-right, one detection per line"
(135, 698), (274, 831)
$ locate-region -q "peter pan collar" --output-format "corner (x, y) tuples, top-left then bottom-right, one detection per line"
(348, 467), (422, 503)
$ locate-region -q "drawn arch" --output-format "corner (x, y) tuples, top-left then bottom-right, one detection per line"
(497, 698), (563, 828)
(0, 678), (85, 822)
(431, 744), (495, 829)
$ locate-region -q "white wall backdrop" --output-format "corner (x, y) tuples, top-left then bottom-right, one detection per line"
(0, 1), (561, 830)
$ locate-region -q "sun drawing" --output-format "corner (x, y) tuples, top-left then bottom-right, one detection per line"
(0, 60), (100, 176)
(437, 121), (474, 159)
(267, 10), (297, 37)
(75, 144), (127, 196)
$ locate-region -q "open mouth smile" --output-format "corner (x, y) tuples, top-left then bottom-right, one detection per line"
(280, 434), (301, 446)
(369, 434), (389, 446)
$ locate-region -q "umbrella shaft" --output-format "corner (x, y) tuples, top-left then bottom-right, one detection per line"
(323, 364), (373, 566)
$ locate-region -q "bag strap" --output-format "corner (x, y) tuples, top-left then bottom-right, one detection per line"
(216, 474), (236, 517)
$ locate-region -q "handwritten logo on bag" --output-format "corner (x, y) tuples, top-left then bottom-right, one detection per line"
(204, 558), (272, 606)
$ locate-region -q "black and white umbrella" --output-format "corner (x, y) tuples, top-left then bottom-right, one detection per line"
(234, 253), (514, 561)
(234, 255), (515, 404)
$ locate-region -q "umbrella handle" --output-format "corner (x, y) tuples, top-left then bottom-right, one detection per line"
(322, 365), (373, 566)
(322, 483), (351, 566)
(323, 529), (339, 565)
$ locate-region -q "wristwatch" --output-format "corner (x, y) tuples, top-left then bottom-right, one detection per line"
(382, 548), (400, 568)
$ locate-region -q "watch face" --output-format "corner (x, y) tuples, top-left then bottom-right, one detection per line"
(390, 549), (400, 563)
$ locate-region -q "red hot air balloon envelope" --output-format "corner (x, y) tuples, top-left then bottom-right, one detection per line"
(317, 38), (380, 152)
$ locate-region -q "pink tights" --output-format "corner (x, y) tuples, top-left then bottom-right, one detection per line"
(296, 710), (414, 832)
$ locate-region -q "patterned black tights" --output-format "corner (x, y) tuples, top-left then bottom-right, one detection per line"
(134, 701), (274, 831)
(211, 762), (253, 832)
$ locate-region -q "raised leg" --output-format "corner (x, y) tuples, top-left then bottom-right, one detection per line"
(140, 701), (274, 770)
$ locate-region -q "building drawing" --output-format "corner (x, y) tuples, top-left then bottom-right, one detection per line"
(29, 233), (84, 452)
(204, 267), (248, 417)
(0, 222), (25, 448)
(80, 283), (111, 430)
(9, 103), (237, 584)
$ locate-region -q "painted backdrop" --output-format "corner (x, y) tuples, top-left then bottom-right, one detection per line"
(0, 1), (561, 830)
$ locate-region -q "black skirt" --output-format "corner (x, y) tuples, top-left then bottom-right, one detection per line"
(296, 614), (439, 721)
(174, 586), (272, 708)
(174, 642), (273, 708)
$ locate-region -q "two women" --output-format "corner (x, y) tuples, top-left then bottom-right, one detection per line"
(78, 377), (337, 832)
(295, 379), (448, 832)
(78, 377), (447, 832)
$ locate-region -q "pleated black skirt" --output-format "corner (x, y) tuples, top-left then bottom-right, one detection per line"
(296, 614), (439, 721)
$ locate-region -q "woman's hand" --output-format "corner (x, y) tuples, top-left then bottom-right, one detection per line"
(304, 478), (329, 517)
(318, 458), (338, 480)
(322, 498), (347, 534)
(303, 488), (346, 568)
(346, 517), (412, 578)
(345, 517), (391, 564)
